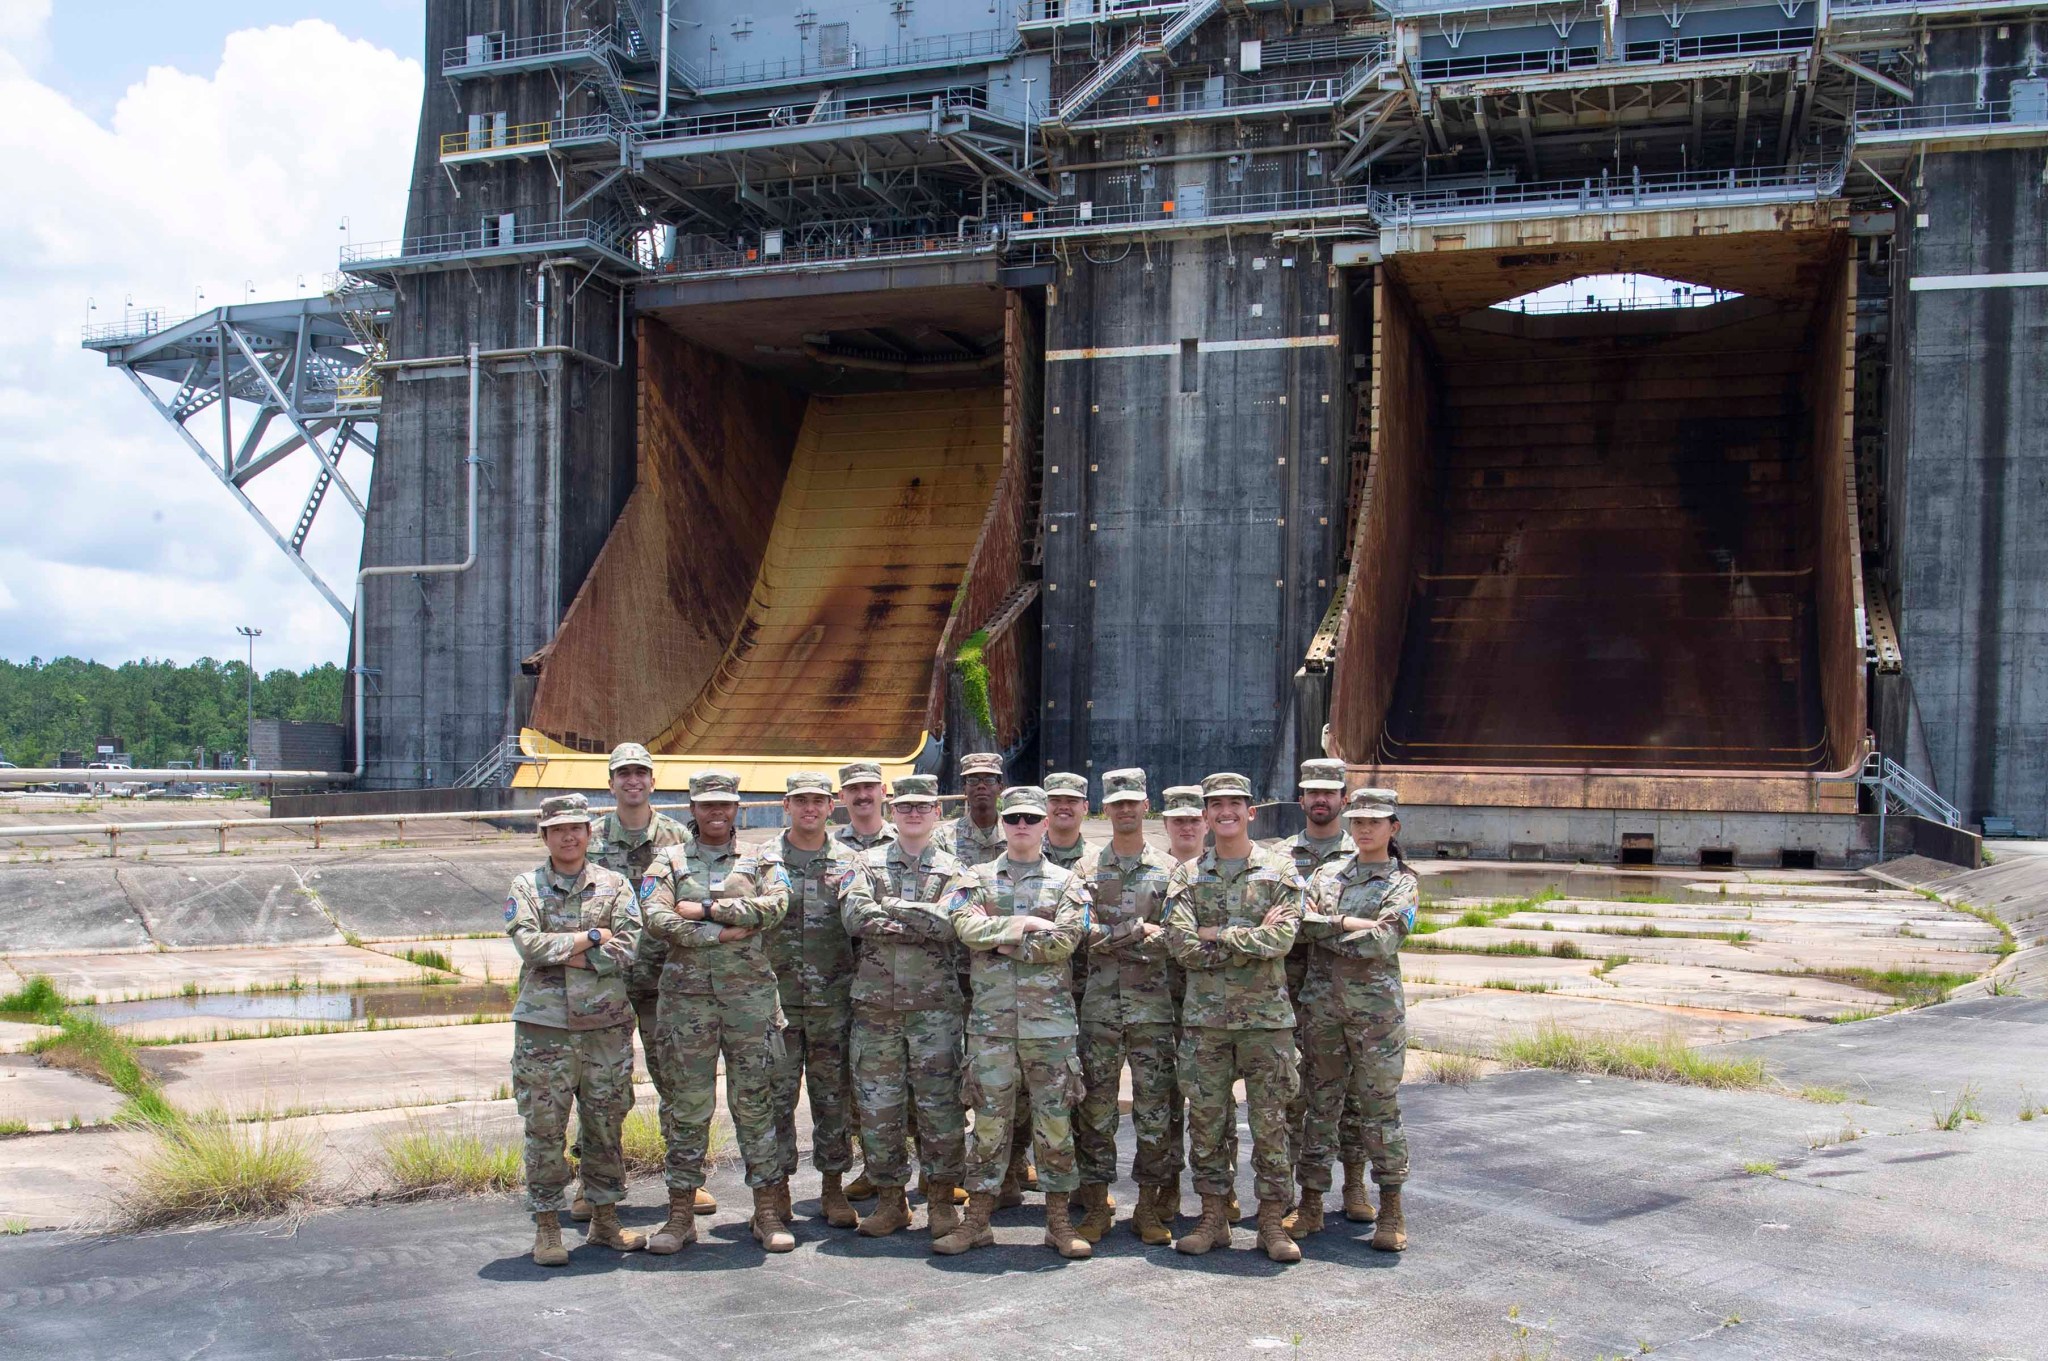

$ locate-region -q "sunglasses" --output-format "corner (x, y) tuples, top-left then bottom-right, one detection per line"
(1002, 812), (1046, 826)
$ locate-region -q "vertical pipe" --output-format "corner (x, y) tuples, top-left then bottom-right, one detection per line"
(658, 0), (671, 123)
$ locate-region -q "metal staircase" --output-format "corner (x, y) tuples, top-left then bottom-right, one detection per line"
(456, 736), (526, 790)
(1859, 752), (1962, 828)
(1055, 0), (1220, 122)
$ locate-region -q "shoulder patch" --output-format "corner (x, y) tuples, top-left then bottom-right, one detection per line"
(503, 896), (517, 922)
(639, 877), (658, 900)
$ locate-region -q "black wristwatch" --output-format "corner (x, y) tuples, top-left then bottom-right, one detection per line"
(587, 928), (602, 944)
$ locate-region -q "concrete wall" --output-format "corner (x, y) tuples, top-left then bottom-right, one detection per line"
(357, 0), (636, 785)
(1885, 22), (2048, 832)
(1039, 232), (1346, 796)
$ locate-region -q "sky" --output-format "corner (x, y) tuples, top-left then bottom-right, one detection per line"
(0, 0), (425, 672)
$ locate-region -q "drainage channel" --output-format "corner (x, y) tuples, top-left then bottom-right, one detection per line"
(79, 981), (514, 1027)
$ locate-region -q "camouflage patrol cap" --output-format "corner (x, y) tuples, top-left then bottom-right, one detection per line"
(1160, 785), (1205, 819)
(1044, 771), (1089, 801)
(1201, 772), (1254, 801)
(999, 785), (1049, 816)
(1298, 758), (1347, 791)
(888, 774), (940, 804)
(687, 770), (741, 802)
(786, 770), (835, 797)
(838, 760), (884, 788)
(1342, 786), (1400, 820)
(960, 752), (1005, 778)
(1100, 767), (1148, 804)
(607, 741), (656, 774)
(536, 792), (593, 828)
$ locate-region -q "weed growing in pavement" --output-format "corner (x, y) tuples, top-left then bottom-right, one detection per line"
(1986, 973), (2018, 997)
(1483, 979), (1554, 993)
(1593, 953), (1631, 978)
(1549, 939), (1584, 959)
(110, 1114), (317, 1230)
(1950, 901), (2017, 958)
(28, 1013), (176, 1125)
(1829, 1006), (1899, 1024)
(1, 1217), (27, 1234)
(0, 1119), (29, 1136)
(381, 1115), (522, 1198)
(1932, 1084), (1983, 1131)
(1799, 1085), (1848, 1104)
(1808, 1122), (1860, 1149)
(1741, 1160), (1778, 1176)
(1496, 1024), (1770, 1089)
(1403, 938), (1545, 958)
(0, 975), (67, 1026)
(400, 947), (456, 973)
(1798, 967), (1977, 1007)
(1423, 1051), (1483, 1086)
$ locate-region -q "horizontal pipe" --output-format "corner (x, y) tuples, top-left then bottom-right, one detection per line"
(373, 344), (619, 373)
(0, 769), (350, 785)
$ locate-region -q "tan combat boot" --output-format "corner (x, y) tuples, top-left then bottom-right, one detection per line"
(1257, 1199), (1303, 1263)
(1371, 1185), (1406, 1252)
(774, 1179), (793, 1224)
(531, 1211), (570, 1267)
(857, 1186), (912, 1238)
(845, 1167), (878, 1200)
(1131, 1183), (1172, 1246)
(819, 1171), (858, 1228)
(1043, 1195), (1093, 1259)
(569, 1193), (593, 1222)
(1226, 1191), (1243, 1222)
(752, 1182), (796, 1253)
(998, 1150), (1029, 1208)
(931, 1190), (997, 1255)
(646, 1191), (697, 1255)
(1343, 1161), (1377, 1223)
(1283, 1188), (1325, 1240)
(587, 1202), (646, 1252)
(693, 1186), (718, 1215)
(1173, 1193), (1233, 1256)
(925, 1180), (961, 1240)
(1074, 1182), (1113, 1244)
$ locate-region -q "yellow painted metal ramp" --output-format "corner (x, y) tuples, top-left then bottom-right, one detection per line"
(651, 388), (1003, 759)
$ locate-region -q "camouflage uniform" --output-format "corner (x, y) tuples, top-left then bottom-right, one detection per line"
(640, 828), (791, 1191)
(1298, 853), (1417, 1192)
(1164, 839), (1305, 1206)
(506, 855), (642, 1213)
(952, 853), (1090, 1196)
(843, 829), (970, 1187)
(1077, 838), (1186, 1187)
(834, 821), (898, 852)
(765, 819), (875, 1181)
(1277, 827), (1356, 1169)
(939, 814), (1006, 868)
(588, 805), (690, 1160)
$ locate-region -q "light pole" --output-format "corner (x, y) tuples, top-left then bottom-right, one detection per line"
(236, 626), (262, 770)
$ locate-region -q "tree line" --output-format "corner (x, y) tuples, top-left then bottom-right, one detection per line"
(0, 657), (344, 768)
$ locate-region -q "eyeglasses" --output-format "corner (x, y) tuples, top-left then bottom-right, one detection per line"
(1001, 813), (1046, 826)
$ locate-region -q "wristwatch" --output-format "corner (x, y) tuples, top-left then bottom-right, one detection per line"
(587, 928), (602, 944)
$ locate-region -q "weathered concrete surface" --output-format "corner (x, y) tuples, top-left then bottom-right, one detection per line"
(3, 1001), (2043, 1360)
(1872, 847), (2048, 998)
(0, 1056), (124, 1128)
(1405, 990), (1811, 1057)
(297, 847), (532, 939)
(362, 936), (522, 981)
(0, 866), (153, 952)
(0, 1022), (57, 1056)
(5, 946), (442, 1004)
(1595, 961), (1895, 1020)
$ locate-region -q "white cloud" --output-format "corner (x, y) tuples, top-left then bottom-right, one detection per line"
(0, 15), (420, 670)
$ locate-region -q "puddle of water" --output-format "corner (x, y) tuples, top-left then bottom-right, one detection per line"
(81, 982), (513, 1026)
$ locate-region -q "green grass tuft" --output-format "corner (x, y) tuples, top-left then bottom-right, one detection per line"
(1549, 939), (1584, 959)
(1798, 1085), (1848, 1104)
(1422, 1051), (1483, 1086)
(1931, 1084), (1982, 1131)
(954, 629), (993, 732)
(382, 1116), (522, 1198)
(110, 1115), (317, 1229)
(1803, 967), (1977, 1008)
(1593, 953), (1631, 978)
(400, 947), (455, 974)
(0, 976), (67, 1026)
(1497, 1024), (1770, 1089)
(1741, 1159), (1778, 1176)
(0, 1119), (29, 1137)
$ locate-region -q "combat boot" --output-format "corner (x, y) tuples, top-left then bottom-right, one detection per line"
(1371, 1185), (1406, 1252)
(819, 1171), (858, 1228)
(1226, 1191), (1242, 1222)
(1130, 1183), (1172, 1246)
(569, 1192), (593, 1222)
(846, 1167), (878, 1200)
(1043, 1195), (1093, 1259)
(857, 1186), (912, 1238)
(586, 1202), (646, 1252)
(646, 1191), (697, 1255)
(752, 1182), (796, 1253)
(1257, 1200), (1302, 1263)
(1173, 1193), (1233, 1256)
(931, 1191), (997, 1255)
(1283, 1188), (1325, 1240)
(998, 1150), (1029, 1208)
(531, 1211), (570, 1267)
(925, 1180), (961, 1240)
(774, 1178), (792, 1224)
(693, 1187), (717, 1215)
(1074, 1182), (1113, 1244)
(1342, 1160), (1377, 1223)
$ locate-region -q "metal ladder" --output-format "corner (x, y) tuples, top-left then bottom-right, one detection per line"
(1859, 751), (1962, 828)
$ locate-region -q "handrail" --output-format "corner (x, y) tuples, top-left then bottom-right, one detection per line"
(440, 26), (610, 75)
(1859, 752), (1961, 828)
(341, 216), (634, 268)
(656, 229), (1001, 278)
(688, 27), (1014, 91)
(1855, 99), (2041, 133)
(439, 120), (553, 158)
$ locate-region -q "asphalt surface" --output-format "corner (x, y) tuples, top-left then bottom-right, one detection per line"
(0, 998), (2042, 1360)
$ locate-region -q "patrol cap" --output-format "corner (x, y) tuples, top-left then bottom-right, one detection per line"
(786, 770), (835, 797)
(999, 785), (1049, 816)
(1100, 767), (1148, 804)
(608, 741), (656, 775)
(536, 792), (593, 829)
(1342, 786), (1401, 820)
(838, 760), (884, 788)
(1297, 758), (1347, 791)
(688, 770), (741, 803)
(1160, 785), (1205, 819)
(889, 774), (940, 805)
(1044, 771), (1089, 801)
(960, 752), (1005, 778)
(1201, 772), (1254, 801)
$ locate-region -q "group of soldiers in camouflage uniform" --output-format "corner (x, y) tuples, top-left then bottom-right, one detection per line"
(504, 746), (1418, 1268)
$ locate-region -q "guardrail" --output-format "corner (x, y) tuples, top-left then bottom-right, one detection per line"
(1854, 98), (2040, 133)
(440, 27), (610, 75)
(340, 216), (632, 269)
(1010, 183), (1378, 235)
(1859, 752), (1962, 829)
(637, 86), (1013, 145)
(81, 310), (186, 346)
(440, 113), (617, 159)
(1073, 71), (1348, 123)
(1373, 158), (1847, 227)
(656, 229), (1002, 278)
(692, 27), (1013, 89)
(1022, 0), (1189, 23)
